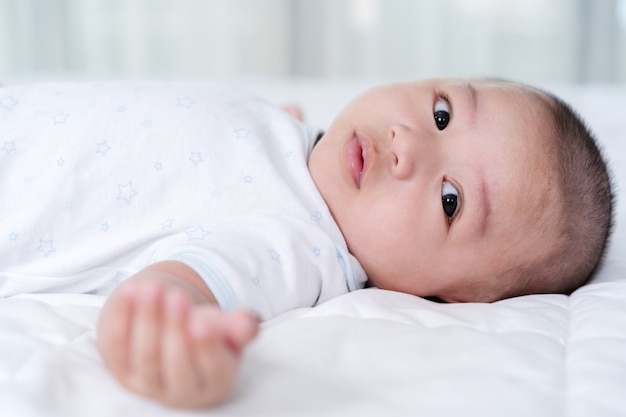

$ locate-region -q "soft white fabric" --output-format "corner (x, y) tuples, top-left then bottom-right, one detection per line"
(0, 81), (366, 319)
(0, 80), (625, 417)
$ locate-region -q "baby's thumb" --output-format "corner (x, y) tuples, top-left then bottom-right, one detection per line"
(226, 309), (260, 351)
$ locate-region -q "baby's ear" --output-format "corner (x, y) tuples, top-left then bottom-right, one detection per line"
(281, 104), (305, 122)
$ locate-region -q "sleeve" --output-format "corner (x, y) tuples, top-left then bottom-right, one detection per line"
(153, 214), (366, 320)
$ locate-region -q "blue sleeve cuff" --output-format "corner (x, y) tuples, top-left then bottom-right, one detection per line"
(165, 250), (238, 311)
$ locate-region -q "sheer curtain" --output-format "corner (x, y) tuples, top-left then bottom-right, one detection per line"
(0, 0), (624, 84)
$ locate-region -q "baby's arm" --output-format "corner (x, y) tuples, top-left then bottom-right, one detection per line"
(96, 261), (259, 408)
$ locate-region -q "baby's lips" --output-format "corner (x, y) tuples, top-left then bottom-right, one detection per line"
(344, 135), (364, 187)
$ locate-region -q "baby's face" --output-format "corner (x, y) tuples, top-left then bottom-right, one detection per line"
(309, 78), (557, 302)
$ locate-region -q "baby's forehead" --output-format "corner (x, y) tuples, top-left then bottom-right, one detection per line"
(465, 78), (555, 112)
(480, 83), (555, 144)
(471, 107), (558, 245)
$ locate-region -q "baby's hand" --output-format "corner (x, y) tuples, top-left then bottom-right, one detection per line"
(97, 278), (258, 408)
(281, 104), (304, 122)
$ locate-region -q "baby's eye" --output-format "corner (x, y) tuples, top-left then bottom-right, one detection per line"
(434, 97), (450, 131)
(442, 181), (460, 222)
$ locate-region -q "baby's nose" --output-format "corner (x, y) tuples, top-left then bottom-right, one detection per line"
(389, 124), (424, 180)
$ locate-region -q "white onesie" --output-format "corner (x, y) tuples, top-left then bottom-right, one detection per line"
(0, 82), (367, 319)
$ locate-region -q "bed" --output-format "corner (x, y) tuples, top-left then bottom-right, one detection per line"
(1, 79), (625, 417)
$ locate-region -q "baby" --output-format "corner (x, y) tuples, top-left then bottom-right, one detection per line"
(0, 78), (612, 408)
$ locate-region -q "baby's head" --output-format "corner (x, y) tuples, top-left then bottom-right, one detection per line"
(308, 78), (613, 302)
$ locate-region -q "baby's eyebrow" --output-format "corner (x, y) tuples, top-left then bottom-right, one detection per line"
(476, 177), (491, 239)
(464, 82), (478, 112)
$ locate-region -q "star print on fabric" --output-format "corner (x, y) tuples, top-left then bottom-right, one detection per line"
(161, 218), (175, 230)
(234, 128), (251, 140)
(0, 95), (17, 111)
(313, 247), (321, 257)
(186, 226), (211, 241)
(154, 162), (163, 171)
(52, 112), (70, 124)
(101, 223), (109, 232)
(268, 249), (281, 263)
(176, 97), (194, 108)
(2, 141), (16, 154)
(113, 270), (128, 284)
(310, 211), (323, 223)
(117, 182), (138, 204)
(57, 158), (65, 166)
(243, 174), (253, 184)
(9, 232), (18, 241)
(189, 151), (203, 166)
(37, 239), (56, 257)
(96, 141), (111, 156)
(251, 276), (260, 286)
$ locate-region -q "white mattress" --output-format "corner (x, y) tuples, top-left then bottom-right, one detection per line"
(1, 79), (626, 417)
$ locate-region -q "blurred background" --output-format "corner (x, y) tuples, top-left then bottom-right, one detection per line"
(0, 0), (625, 85)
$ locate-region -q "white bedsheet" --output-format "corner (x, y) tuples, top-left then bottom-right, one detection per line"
(1, 80), (625, 417)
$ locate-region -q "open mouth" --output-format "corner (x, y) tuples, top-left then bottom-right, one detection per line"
(344, 135), (365, 188)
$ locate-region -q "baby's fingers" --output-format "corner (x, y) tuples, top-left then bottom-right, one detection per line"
(191, 331), (238, 405)
(160, 291), (197, 403)
(225, 310), (260, 351)
(128, 284), (162, 394)
(96, 286), (133, 379)
(189, 307), (259, 352)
